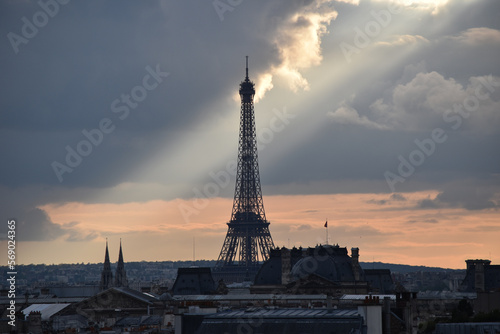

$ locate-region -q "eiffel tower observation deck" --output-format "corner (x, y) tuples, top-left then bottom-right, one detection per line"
(213, 57), (275, 283)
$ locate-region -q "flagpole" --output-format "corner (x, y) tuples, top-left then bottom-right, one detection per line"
(325, 219), (328, 245)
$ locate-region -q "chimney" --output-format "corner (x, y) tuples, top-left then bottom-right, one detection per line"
(383, 297), (391, 334)
(474, 260), (490, 292)
(27, 311), (43, 334)
(351, 247), (361, 281)
(281, 248), (291, 285)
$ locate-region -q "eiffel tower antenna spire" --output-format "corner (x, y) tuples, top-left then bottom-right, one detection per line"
(245, 55), (249, 79)
(214, 57), (275, 283)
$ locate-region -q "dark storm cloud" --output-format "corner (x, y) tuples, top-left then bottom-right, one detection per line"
(367, 193), (407, 205)
(0, 0), (337, 190)
(390, 193), (406, 201)
(1, 1), (183, 188)
(406, 218), (438, 224)
(0, 0), (347, 247)
(17, 208), (64, 241)
(0, 206), (97, 242)
(0, 0), (499, 217)
(417, 180), (499, 211)
(465, 225), (500, 233)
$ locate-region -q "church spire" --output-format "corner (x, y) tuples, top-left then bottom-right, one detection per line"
(114, 239), (128, 287)
(100, 239), (113, 290)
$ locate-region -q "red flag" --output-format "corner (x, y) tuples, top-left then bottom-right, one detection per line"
(324, 221), (328, 228)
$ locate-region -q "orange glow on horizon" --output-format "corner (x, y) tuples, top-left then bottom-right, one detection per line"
(26, 192), (499, 269)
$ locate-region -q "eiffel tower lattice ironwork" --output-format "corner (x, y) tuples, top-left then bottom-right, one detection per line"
(214, 57), (275, 281)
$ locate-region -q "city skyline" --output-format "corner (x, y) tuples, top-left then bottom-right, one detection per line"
(1, 0), (499, 269)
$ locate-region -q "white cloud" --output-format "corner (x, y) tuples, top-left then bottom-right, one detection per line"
(327, 102), (390, 130)
(450, 27), (500, 46)
(376, 34), (429, 47)
(370, 71), (500, 132)
(260, 1), (338, 96)
(335, 0), (360, 4)
(372, 0), (450, 14)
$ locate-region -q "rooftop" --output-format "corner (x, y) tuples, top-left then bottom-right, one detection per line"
(22, 303), (71, 320)
(206, 307), (359, 319)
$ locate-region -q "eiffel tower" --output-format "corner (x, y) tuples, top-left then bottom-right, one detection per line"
(214, 57), (275, 283)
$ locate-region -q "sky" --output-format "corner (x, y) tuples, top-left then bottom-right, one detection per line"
(1, 0), (499, 269)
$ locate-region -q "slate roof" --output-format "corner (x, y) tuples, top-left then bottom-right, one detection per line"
(114, 315), (162, 327)
(21, 303), (71, 320)
(172, 267), (216, 295)
(341, 294), (396, 300)
(435, 322), (500, 334)
(255, 245), (362, 286)
(111, 286), (159, 304)
(206, 308), (359, 319)
(173, 293), (328, 302)
(193, 307), (364, 334)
